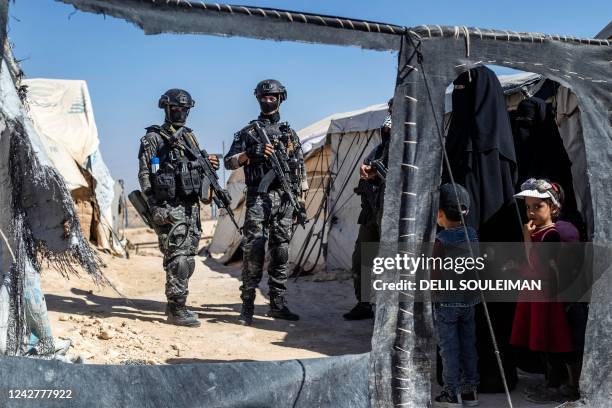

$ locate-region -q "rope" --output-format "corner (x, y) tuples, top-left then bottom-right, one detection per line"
(405, 32), (514, 408)
(168, 1), (408, 36)
(293, 130), (375, 280)
(290, 148), (329, 276)
(0, 227), (16, 263)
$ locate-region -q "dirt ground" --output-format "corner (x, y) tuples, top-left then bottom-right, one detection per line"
(40, 225), (373, 365)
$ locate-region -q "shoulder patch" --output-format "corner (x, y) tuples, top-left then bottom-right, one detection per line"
(141, 131), (162, 149)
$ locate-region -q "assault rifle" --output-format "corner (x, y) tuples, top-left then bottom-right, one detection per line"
(252, 122), (307, 228)
(169, 127), (240, 231)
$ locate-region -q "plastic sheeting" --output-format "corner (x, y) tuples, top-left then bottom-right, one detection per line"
(0, 353), (368, 408)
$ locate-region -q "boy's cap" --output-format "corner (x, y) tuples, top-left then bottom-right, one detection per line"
(439, 183), (470, 214)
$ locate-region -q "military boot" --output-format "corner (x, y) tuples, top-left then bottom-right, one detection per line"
(239, 290), (255, 326)
(167, 301), (201, 327)
(267, 295), (299, 321)
(164, 303), (197, 319)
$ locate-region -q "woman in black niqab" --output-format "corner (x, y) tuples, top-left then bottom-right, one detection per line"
(443, 65), (518, 231)
(441, 66), (520, 393)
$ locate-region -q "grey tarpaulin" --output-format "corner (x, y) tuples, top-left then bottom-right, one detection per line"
(0, 353), (368, 408)
(382, 27), (611, 408)
(8, 1), (610, 406)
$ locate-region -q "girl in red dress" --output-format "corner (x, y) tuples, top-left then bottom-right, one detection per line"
(511, 178), (578, 403)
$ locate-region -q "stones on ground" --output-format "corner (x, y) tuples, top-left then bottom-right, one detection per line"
(98, 330), (114, 340)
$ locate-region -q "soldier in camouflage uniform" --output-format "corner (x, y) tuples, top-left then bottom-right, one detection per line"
(343, 99), (393, 320)
(224, 79), (308, 326)
(138, 89), (219, 327)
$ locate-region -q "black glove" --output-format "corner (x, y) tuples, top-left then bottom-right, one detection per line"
(246, 143), (267, 161)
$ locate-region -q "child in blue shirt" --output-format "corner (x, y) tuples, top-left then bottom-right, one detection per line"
(434, 183), (480, 407)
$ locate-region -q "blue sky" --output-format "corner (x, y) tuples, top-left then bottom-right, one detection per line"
(8, 1), (610, 190)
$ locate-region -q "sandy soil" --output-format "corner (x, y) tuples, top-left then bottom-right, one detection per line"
(40, 227), (373, 365)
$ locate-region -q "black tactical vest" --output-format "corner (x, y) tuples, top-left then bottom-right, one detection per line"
(243, 120), (300, 192)
(149, 126), (202, 202)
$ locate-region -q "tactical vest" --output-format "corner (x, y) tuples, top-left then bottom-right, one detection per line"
(149, 126), (202, 202)
(243, 120), (301, 193)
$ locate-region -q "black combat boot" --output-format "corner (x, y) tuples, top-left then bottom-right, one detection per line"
(164, 303), (197, 318)
(267, 295), (299, 321)
(167, 301), (201, 327)
(239, 290), (255, 326)
(343, 302), (374, 320)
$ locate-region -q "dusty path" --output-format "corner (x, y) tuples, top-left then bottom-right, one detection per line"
(41, 245), (373, 365)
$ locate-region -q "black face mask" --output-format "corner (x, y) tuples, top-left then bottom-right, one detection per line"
(259, 99), (279, 115)
(166, 107), (189, 126)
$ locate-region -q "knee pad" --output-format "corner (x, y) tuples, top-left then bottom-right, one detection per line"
(270, 245), (289, 264)
(167, 255), (194, 281)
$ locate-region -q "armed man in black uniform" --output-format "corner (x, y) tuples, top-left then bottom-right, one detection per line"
(137, 89), (219, 327)
(343, 99), (393, 320)
(224, 79), (308, 326)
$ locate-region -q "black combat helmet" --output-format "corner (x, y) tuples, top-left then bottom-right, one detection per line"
(254, 79), (286, 116)
(158, 89), (195, 126)
(254, 79), (287, 101)
(158, 88), (195, 109)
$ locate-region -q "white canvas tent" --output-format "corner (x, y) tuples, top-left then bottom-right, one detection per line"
(23, 78), (126, 256)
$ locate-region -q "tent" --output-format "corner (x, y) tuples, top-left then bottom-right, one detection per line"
(22, 78), (127, 256)
(3, 1), (611, 407)
(596, 21), (612, 39)
(208, 103), (388, 275)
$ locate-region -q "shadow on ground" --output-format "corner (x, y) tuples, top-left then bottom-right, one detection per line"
(202, 257), (374, 357)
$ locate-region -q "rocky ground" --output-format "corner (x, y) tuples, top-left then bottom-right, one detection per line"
(40, 224), (373, 365)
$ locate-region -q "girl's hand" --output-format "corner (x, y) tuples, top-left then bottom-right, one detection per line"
(523, 220), (536, 241)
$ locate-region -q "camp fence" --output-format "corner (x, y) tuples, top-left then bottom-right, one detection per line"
(0, 1), (610, 407)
